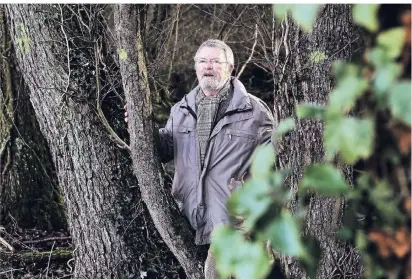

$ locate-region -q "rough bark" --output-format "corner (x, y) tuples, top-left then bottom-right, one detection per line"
(114, 4), (205, 279)
(5, 5), (146, 278)
(272, 5), (362, 278)
(0, 6), (66, 230)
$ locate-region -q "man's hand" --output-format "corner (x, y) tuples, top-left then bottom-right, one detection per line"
(228, 178), (242, 193)
(124, 104), (128, 123)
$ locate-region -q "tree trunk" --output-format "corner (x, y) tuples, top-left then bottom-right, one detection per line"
(0, 6), (66, 231)
(5, 4), (171, 278)
(114, 4), (205, 279)
(272, 5), (362, 278)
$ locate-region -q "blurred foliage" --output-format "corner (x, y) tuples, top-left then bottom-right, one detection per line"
(212, 4), (411, 279)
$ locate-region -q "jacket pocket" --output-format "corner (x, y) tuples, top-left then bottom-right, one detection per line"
(225, 129), (257, 142)
(176, 126), (194, 138)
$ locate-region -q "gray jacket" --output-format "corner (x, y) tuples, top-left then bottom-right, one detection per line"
(159, 78), (274, 245)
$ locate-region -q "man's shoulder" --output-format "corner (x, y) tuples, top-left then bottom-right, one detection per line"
(169, 89), (197, 116)
(173, 87), (198, 108)
(247, 93), (272, 114)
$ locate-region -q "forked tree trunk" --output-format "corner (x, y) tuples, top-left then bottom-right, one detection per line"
(0, 6), (66, 231)
(114, 4), (205, 279)
(6, 5), (146, 278)
(272, 4), (362, 278)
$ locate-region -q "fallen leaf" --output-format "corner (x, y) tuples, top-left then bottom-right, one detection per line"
(401, 11), (411, 72)
(368, 228), (411, 259)
(368, 231), (393, 257)
(404, 198), (411, 215)
(393, 227), (411, 258)
(401, 11), (411, 45)
(392, 124), (411, 155)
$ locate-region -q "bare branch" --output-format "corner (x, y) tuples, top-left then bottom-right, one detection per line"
(237, 24), (258, 79)
(58, 4), (71, 93)
(168, 4), (181, 81)
(0, 236), (14, 252)
(94, 40), (130, 152)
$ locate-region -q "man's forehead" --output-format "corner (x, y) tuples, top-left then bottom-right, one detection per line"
(196, 46), (225, 58)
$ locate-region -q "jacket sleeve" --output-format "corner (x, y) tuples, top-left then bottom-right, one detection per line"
(257, 99), (275, 146)
(155, 105), (176, 163)
(240, 99), (275, 181)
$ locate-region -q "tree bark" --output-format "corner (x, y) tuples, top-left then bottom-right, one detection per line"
(114, 4), (205, 279)
(5, 4), (160, 278)
(0, 6), (66, 231)
(272, 5), (362, 278)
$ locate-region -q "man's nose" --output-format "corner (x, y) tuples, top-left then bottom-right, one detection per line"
(204, 62), (213, 69)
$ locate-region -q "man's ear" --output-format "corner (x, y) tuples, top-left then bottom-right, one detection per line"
(229, 64), (234, 74)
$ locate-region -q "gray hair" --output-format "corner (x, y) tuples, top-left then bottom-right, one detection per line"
(194, 39), (234, 67)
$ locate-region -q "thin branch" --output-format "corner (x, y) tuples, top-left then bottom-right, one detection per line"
(217, 5), (238, 39)
(192, 4), (252, 30)
(222, 7), (246, 41)
(283, 14), (290, 57)
(94, 40), (130, 152)
(59, 4), (71, 93)
(257, 22), (271, 67)
(22, 236), (71, 245)
(0, 268), (23, 275)
(168, 4), (180, 81)
(237, 24), (258, 79)
(65, 4), (91, 34)
(45, 241), (55, 278)
(0, 236), (14, 252)
(278, 14), (292, 85)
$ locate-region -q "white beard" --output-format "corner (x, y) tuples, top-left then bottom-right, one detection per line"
(199, 76), (227, 91)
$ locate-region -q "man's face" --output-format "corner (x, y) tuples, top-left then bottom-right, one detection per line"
(195, 47), (233, 92)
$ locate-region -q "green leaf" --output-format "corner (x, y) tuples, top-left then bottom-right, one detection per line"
(273, 4), (321, 32)
(352, 4), (380, 32)
(270, 170), (289, 190)
(355, 230), (367, 250)
(389, 81), (411, 126)
(210, 226), (242, 279)
(292, 5), (321, 32)
(211, 226), (271, 279)
(118, 48), (128, 61)
(228, 178), (272, 230)
(309, 50), (327, 64)
(250, 144), (275, 178)
(273, 4), (294, 20)
(296, 103), (326, 120)
(377, 27), (405, 59)
(300, 235), (322, 279)
(332, 61), (359, 79)
(327, 76), (369, 116)
(324, 118), (342, 160)
(339, 118), (375, 164)
(263, 211), (305, 256)
(366, 47), (391, 68)
(373, 63), (402, 98)
(325, 117), (374, 163)
(371, 180), (405, 226)
(300, 164), (349, 196)
(273, 117), (295, 139)
(337, 227), (353, 241)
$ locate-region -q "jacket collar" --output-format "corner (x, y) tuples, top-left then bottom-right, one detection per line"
(181, 77), (252, 114)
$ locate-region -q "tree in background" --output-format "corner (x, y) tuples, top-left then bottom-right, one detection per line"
(212, 4), (410, 279)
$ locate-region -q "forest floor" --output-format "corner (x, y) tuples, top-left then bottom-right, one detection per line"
(0, 225), (73, 279)
(0, 223), (186, 279)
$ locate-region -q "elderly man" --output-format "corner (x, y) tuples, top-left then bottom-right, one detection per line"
(127, 39), (274, 278)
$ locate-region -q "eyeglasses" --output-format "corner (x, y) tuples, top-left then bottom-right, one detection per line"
(196, 59), (228, 66)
